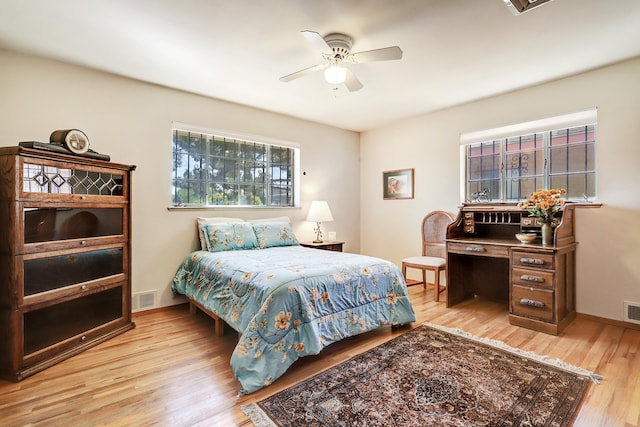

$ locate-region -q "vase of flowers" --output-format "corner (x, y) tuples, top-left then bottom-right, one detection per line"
(517, 189), (566, 245)
(540, 223), (553, 246)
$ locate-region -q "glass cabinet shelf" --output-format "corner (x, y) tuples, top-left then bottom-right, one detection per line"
(24, 207), (123, 243)
(24, 247), (124, 296)
(24, 286), (123, 355)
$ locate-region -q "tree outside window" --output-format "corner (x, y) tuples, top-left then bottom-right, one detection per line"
(172, 128), (296, 207)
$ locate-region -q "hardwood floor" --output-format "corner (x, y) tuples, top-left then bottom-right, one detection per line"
(1, 286), (639, 427)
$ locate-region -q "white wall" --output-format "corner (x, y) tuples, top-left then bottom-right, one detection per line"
(360, 57), (640, 322)
(0, 49), (360, 309)
(3, 47), (638, 322)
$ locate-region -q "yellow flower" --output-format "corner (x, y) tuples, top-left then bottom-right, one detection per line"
(387, 292), (398, 304)
(274, 311), (292, 330)
(517, 188), (566, 225)
(236, 341), (249, 357)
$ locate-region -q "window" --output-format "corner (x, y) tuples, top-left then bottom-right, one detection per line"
(461, 110), (596, 202)
(171, 126), (298, 207)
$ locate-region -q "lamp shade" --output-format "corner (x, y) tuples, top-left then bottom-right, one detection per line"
(306, 201), (334, 223)
(324, 65), (347, 84)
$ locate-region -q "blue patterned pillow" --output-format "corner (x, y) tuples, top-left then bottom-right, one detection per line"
(253, 222), (299, 249)
(203, 222), (258, 252)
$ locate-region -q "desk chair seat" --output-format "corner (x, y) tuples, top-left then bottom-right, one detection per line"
(401, 211), (454, 302)
(402, 256), (446, 269)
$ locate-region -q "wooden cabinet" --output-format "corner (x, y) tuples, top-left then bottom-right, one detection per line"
(509, 245), (576, 335)
(299, 241), (344, 252)
(446, 203), (576, 335)
(0, 146), (135, 380)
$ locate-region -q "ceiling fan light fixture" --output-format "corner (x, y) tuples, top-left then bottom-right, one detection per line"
(324, 64), (347, 84)
(281, 30), (402, 92)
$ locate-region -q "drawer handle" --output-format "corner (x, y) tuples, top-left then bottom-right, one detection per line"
(465, 246), (486, 253)
(519, 298), (545, 308)
(80, 285), (87, 290)
(80, 240), (87, 245)
(81, 335), (87, 341)
(520, 274), (544, 283)
(520, 257), (544, 265)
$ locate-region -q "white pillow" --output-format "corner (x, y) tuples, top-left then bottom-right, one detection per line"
(248, 216), (291, 224)
(196, 217), (244, 250)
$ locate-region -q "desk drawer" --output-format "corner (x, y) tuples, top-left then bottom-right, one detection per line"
(511, 285), (554, 322)
(448, 242), (509, 258)
(512, 267), (554, 289)
(512, 251), (555, 270)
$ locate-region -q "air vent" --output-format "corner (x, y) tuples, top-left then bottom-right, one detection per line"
(133, 290), (157, 312)
(503, 0), (553, 15)
(624, 301), (640, 325)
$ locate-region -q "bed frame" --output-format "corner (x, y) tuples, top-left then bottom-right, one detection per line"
(189, 301), (225, 337)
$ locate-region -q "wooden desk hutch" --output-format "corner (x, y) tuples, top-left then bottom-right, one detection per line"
(446, 203), (576, 335)
(0, 146), (135, 380)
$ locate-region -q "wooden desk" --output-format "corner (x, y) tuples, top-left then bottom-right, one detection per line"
(446, 203), (576, 335)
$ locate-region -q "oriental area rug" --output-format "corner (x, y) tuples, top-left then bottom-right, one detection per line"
(242, 323), (602, 427)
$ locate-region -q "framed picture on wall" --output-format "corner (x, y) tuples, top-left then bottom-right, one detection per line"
(382, 168), (414, 200)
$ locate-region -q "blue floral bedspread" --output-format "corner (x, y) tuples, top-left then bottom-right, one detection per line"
(171, 246), (416, 394)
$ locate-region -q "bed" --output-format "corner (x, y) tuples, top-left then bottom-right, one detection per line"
(171, 218), (416, 394)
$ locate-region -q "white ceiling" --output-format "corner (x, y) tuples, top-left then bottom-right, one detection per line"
(1, 0), (640, 132)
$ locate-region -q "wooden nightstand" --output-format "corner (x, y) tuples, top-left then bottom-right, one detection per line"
(300, 241), (344, 252)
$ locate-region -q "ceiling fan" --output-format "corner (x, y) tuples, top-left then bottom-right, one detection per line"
(279, 30), (403, 92)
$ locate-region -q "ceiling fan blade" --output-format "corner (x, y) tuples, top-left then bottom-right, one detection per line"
(344, 68), (363, 92)
(279, 63), (328, 82)
(350, 46), (403, 63)
(300, 30), (331, 52)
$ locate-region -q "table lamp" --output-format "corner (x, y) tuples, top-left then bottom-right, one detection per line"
(306, 201), (334, 243)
